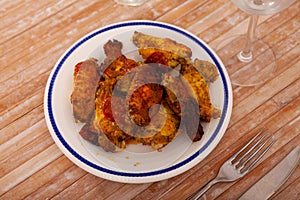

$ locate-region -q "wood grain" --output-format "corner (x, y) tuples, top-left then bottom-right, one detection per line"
(0, 0), (299, 199)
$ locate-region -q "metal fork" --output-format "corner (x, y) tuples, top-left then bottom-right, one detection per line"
(189, 128), (277, 200)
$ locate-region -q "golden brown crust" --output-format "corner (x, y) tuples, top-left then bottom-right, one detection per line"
(180, 63), (212, 123)
(70, 58), (100, 123)
(194, 58), (219, 83)
(72, 33), (219, 152)
(132, 31), (192, 59)
(127, 64), (164, 126)
(137, 100), (180, 150)
(94, 80), (135, 152)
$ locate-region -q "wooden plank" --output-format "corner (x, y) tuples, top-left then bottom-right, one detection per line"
(105, 183), (152, 200)
(78, 180), (125, 200)
(0, 144), (62, 196)
(0, 71), (49, 113)
(0, 90), (44, 130)
(51, 173), (104, 200)
(157, 0), (209, 23)
(272, 78), (300, 107)
(0, 129), (53, 177)
(170, 0), (225, 29)
(23, 165), (87, 200)
(0, 105), (44, 144)
(209, 0), (300, 47)
(0, 0), (299, 199)
(0, 156), (73, 199)
(272, 176), (300, 200)
(232, 43), (300, 107)
(230, 60), (300, 125)
(0, 1), (76, 44)
(208, 120), (300, 199)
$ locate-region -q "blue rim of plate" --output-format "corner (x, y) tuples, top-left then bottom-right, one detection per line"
(46, 20), (230, 177)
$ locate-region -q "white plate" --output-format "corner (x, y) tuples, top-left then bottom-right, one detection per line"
(44, 20), (232, 183)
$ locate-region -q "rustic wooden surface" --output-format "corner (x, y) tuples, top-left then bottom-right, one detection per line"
(1, 0), (299, 199)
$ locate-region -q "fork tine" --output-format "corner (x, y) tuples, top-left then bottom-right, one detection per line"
(230, 128), (265, 162)
(238, 133), (274, 170)
(233, 130), (269, 167)
(241, 135), (277, 174)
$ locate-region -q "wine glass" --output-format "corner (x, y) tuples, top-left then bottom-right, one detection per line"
(215, 0), (296, 87)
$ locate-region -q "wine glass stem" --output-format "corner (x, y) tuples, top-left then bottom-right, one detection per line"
(238, 15), (259, 62)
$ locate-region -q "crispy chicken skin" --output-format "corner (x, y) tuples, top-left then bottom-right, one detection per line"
(132, 31), (214, 122)
(79, 123), (99, 146)
(137, 100), (180, 150)
(70, 58), (100, 123)
(103, 55), (138, 80)
(129, 83), (163, 126)
(127, 64), (164, 126)
(132, 31), (192, 59)
(141, 48), (185, 68)
(71, 33), (220, 153)
(94, 79), (136, 152)
(99, 39), (123, 71)
(162, 74), (189, 116)
(162, 74), (204, 141)
(180, 63), (212, 123)
(194, 58), (219, 83)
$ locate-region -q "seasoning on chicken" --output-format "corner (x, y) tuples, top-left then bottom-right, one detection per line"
(71, 32), (220, 153)
(194, 58), (219, 83)
(137, 100), (181, 150)
(70, 58), (100, 123)
(132, 31), (192, 59)
(127, 64), (164, 126)
(162, 73), (204, 141)
(79, 123), (99, 146)
(99, 39), (123, 72)
(94, 80), (135, 152)
(141, 48), (186, 68)
(180, 63), (212, 123)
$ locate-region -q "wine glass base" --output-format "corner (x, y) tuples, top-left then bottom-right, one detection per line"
(215, 35), (277, 87)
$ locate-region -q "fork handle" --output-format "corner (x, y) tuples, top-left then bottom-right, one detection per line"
(188, 178), (221, 200)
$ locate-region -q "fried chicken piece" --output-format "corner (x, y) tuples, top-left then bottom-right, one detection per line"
(141, 48), (186, 68)
(162, 74), (204, 141)
(132, 31), (192, 59)
(104, 39), (123, 58)
(79, 118), (125, 152)
(79, 123), (99, 146)
(127, 64), (164, 126)
(194, 59), (219, 83)
(162, 73), (190, 116)
(101, 54), (138, 95)
(99, 39), (123, 72)
(70, 58), (100, 123)
(137, 100), (181, 150)
(129, 83), (163, 126)
(94, 80), (134, 152)
(103, 55), (138, 79)
(180, 63), (212, 123)
(181, 99), (204, 142)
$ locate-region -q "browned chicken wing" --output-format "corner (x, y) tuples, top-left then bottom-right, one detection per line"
(70, 58), (100, 123)
(193, 58), (219, 83)
(137, 100), (181, 150)
(99, 39), (123, 72)
(127, 64), (164, 126)
(180, 63), (212, 123)
(132, 31), (192, 59)
(71, 32), (219, 153)
(162, 74), (204, 141)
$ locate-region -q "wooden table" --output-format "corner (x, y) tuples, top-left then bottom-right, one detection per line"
(1, 0), (299, 199)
